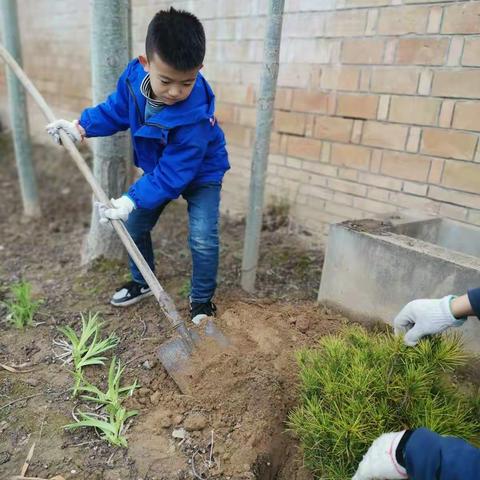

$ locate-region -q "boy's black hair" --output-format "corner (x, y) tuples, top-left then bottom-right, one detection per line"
(145, 7), (205, 71)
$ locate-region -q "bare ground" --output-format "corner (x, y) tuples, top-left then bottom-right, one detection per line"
(0, 134), (348, 480)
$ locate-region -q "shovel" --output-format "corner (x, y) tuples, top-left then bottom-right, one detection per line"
(0, 43), (229, 393)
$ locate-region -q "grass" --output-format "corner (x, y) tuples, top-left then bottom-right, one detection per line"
(57, 312), (118, 396)
(65, 357), (138, 447)
(288, 325), (480, 479)
(2, 281), (42, 329)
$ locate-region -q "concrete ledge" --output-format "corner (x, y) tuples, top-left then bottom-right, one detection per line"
(318, 214), (480, 353)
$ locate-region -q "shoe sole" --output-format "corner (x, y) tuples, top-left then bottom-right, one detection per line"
(110, 290), (154, 307)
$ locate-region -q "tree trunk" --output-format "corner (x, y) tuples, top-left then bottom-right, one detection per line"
(1, 0), (41, 218)
(241, 0), (285, 292)
(82, 0), (131, 264)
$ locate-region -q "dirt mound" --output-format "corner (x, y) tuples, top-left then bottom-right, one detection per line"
(120, 301), (343, 480)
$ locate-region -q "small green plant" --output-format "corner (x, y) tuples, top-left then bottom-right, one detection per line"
(2, 281), (42, 329)
(289, 325), (480, 479)
(78, 356), (138, 408)
(57, 312), (118, 395)
(65, 357), (138, 447)
(178, 279), (191, 299)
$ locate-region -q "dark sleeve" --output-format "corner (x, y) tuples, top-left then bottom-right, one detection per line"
(467, 288), (480, 320)
(402, 427), (480, 480)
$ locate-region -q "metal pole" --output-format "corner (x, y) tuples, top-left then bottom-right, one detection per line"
(0, 0), (40, 217)
(82, 0), (131, 263)
(241, 0), (285, 292)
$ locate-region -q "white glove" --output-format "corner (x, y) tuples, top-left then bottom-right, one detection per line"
(97, 196), (135, 224)
(45, 119), (83, 145)
(352, 431), (408, 480)
(394, 296), (466, 346)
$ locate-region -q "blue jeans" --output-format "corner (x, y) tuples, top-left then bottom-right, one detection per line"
(125, 182), (221, 304)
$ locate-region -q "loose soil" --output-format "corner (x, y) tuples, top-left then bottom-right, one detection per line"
(0, 134), (347, 480)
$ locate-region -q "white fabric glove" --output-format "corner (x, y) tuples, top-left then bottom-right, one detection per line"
(97, 196), (135, 224)
(352, 431), (408, 480)
(394, 296), (466, 346)
(45, 119), (83, 145)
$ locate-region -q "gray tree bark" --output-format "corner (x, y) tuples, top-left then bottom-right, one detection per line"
(1, 0), (41, 217)
(241, 0), (285, 292)
(82, 0), (131, 264)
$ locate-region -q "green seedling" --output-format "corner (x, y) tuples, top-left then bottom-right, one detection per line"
(65, 406), (137, 448)
(289, 325), (480, 479)
(78, 357), (138, 411)
(57, 312), (118, 395)
(2, 281), (42, 329)
(178, 279), (191, 299)
(65, 357), (138, 447)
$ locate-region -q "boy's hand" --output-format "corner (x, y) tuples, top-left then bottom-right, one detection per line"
(45, 119), (85, 145)
(393, 296), (466, 346)
(352, 431), (408, 480)
(97, 195), (135, 224)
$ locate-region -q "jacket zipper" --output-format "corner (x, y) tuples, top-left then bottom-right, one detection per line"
(126, 79), (168, 130)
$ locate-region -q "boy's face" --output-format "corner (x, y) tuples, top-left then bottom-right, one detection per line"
(139, 53), (201, 105)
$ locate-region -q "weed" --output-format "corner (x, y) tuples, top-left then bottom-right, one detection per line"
(2, 281), (42, 329)
(263, 196), (290, 232)
(289, 325), (480, 479)
(65, 357), (138, 447)
(57, 312), (118, 395)
(178, 279), (191, 299)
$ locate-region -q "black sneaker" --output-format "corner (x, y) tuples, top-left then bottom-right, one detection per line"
(110, 281), (153, 307)
(190, 300), (217, 325)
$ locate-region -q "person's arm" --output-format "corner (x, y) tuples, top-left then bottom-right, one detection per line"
(467, 288), (480, 319)
(78, 61), (133, 137)
(393, 291), (476, 346)
(352, 428), (480, 480)
(127, 122), (210, 209)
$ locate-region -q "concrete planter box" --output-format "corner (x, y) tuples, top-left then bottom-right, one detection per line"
(318, 214), (480, 352)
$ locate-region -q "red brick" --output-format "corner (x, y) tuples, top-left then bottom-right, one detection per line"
(275, 88), (293, 110)
(320, 66), (361, 91)
(237, 107), (256, 127)
(286, 136), (322, 161)
(341, 39), (385, 65)
(216, 84), (255, 105)
(428, 158), (444, 184)
(395, 38), (449, 65)
(274, 111), (306, 135)
(462, 37), (480, 67)
(429, 186), (480, 209)
(331, 143), (371, 170)
(389, 96), (441, 126)
(313, 116), (354, 142)
(223, 124), (252, 147)
(421, 128), (478, 160)
(362, 121), (409, 150)
(442, 160), (480, 194)
(442, 3), (480, 34)
(292, 90), (330, 114)
(328, 178), (367, 196)
(380, 151), (431, 182)
(370, 68), (420, 95)
(377, 6), (430, 35)
(353, 197), (397, 214)
(432, 70), (480, 99)
(324, 10), (367, 37)
(452, 101), (480, 132)
(215, 103), (235, 124)
(359, 172), (403, 190)
(336, 94), (379, 120)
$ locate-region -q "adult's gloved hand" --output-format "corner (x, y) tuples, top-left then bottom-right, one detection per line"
(45, 119), (85, 145)
(352, 431), (408, 480)
(97, 195), (135, 224)
(393, 296), (466, 346)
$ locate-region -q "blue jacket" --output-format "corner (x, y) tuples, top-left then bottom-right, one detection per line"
(79, 59), (230, 209)
(405, 428), (480, 479)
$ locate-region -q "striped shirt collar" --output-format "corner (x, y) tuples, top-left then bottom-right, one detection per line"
(140, 74), (164, 108)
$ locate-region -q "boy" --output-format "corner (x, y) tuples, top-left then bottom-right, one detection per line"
(46, 8), (230, 325)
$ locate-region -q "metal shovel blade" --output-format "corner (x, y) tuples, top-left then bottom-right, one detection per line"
(158, 319), (230, 394)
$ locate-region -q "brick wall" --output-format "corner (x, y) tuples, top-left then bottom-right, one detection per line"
(1, 0), (480, 243)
